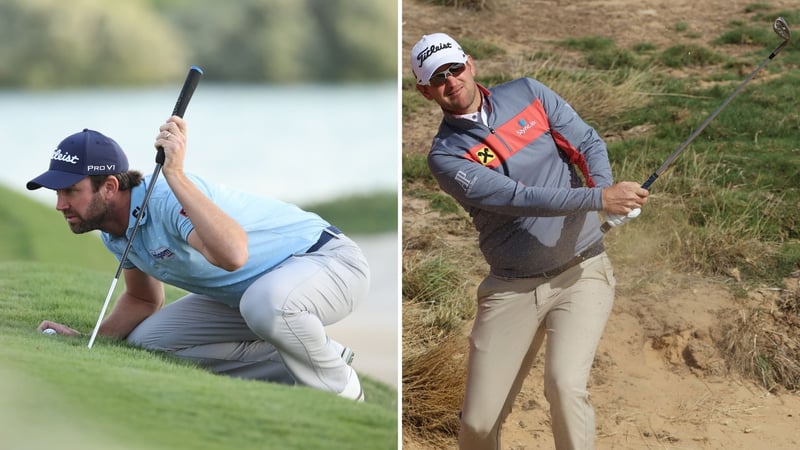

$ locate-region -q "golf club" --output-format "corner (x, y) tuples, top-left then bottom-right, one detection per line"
(88, 66), (203, 348)
(601, 17), (791, 233)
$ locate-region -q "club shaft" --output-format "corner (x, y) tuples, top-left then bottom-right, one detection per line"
(87, 67), (202, 349)
(648, 52), (776, 186)
(87, 277), (118, 348)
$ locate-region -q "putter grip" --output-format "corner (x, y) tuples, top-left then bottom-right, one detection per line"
(156, 66), (204, 165)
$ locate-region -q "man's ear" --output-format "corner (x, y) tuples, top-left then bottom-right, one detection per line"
(103, 175), (119, 198)
(416, 84), (434, 100)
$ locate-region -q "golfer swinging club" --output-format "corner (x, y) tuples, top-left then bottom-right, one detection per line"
(29, 116), (368, 401)
(410, 33), (649, 448)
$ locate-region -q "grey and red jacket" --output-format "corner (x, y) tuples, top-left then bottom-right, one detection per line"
(427, 77), (613, 277)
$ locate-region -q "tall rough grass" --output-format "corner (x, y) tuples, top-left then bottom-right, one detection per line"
(402, 248), (474, 355)
(469, 53), (657, 132)
(609, 150), (783, 278)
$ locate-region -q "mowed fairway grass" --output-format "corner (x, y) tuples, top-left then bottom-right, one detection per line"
(0, 186), (397, 450)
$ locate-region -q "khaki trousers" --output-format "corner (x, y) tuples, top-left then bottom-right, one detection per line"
(458, 253), (615, 450)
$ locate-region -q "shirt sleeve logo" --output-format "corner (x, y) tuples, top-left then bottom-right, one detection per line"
(454, 170), (473, 191)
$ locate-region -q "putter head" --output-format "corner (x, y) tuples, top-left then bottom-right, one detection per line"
(774, 17), (791, 43)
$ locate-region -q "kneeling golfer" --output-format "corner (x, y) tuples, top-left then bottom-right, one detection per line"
(29, 116), (368, 401)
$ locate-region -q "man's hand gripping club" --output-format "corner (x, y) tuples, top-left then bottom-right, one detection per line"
(602, 181), (649, 228)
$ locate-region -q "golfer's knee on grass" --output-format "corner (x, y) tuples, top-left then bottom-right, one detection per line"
(126, 323), (179, 352)
(126, 329), (156, 349)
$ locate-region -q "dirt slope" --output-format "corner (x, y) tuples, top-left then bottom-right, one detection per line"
(401, 1), (800, 448)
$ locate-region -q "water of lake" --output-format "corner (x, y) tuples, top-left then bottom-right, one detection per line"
(1, 82), (398, 207)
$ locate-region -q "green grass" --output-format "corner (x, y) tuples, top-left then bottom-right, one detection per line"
(1, 338), (396, 450)
(0, 186), (398, 450)
(658, 44), (726, 68)
(559, 36), (638, 69)
(715, 25), (777, 46)
(458, 37), (506, 60)
(0, 186), (117, 271)
(744, 3), (774, 14)
(632, 42), (658, 53)
(560, 36), (616, 52)
(304, 190), (398, 235)
(402, 152), (433, 184)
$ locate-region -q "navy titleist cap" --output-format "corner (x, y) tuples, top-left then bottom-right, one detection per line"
(27, 129), (129, 190)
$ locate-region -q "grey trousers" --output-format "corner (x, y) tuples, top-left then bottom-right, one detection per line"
(458, 253), (616, 450)
(127, 234), (369, 393)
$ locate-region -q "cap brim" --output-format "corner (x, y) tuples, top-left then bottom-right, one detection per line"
(26, 171), (87, 191)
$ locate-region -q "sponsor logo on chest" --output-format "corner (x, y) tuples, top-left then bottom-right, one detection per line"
(515, 119), (538, 136)
(150, 246), (175, 260)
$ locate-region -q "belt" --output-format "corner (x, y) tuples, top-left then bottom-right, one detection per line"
(306, 225), (342, 253)
(531, 241), (605, 279)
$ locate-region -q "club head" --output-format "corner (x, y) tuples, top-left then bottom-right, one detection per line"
(774, 17), (791, 43)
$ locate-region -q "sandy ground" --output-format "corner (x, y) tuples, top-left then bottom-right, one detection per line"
(327, 233), (399, 387)
(402, 0), (800, 448)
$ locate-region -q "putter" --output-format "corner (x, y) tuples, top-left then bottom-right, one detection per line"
(601, 17), (791, 233)
(88, 66), (203, 348)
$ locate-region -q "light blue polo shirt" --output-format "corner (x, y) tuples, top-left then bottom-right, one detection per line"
(101, 174), (330, 306)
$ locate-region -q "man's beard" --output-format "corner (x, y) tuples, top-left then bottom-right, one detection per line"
(67, 192), (109, 234)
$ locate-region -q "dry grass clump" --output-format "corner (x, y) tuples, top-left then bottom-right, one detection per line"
(716, 283), (800, 392)
(402, 327), (468, 448)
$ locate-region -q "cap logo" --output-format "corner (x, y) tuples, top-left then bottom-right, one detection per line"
(416, 42), (453, 68)
(51, 148), (80, 164)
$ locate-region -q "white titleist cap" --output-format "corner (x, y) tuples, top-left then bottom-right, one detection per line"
(410, 33), (467, 85)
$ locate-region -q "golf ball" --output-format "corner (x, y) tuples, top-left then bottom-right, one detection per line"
(43, 328), (56, 335)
